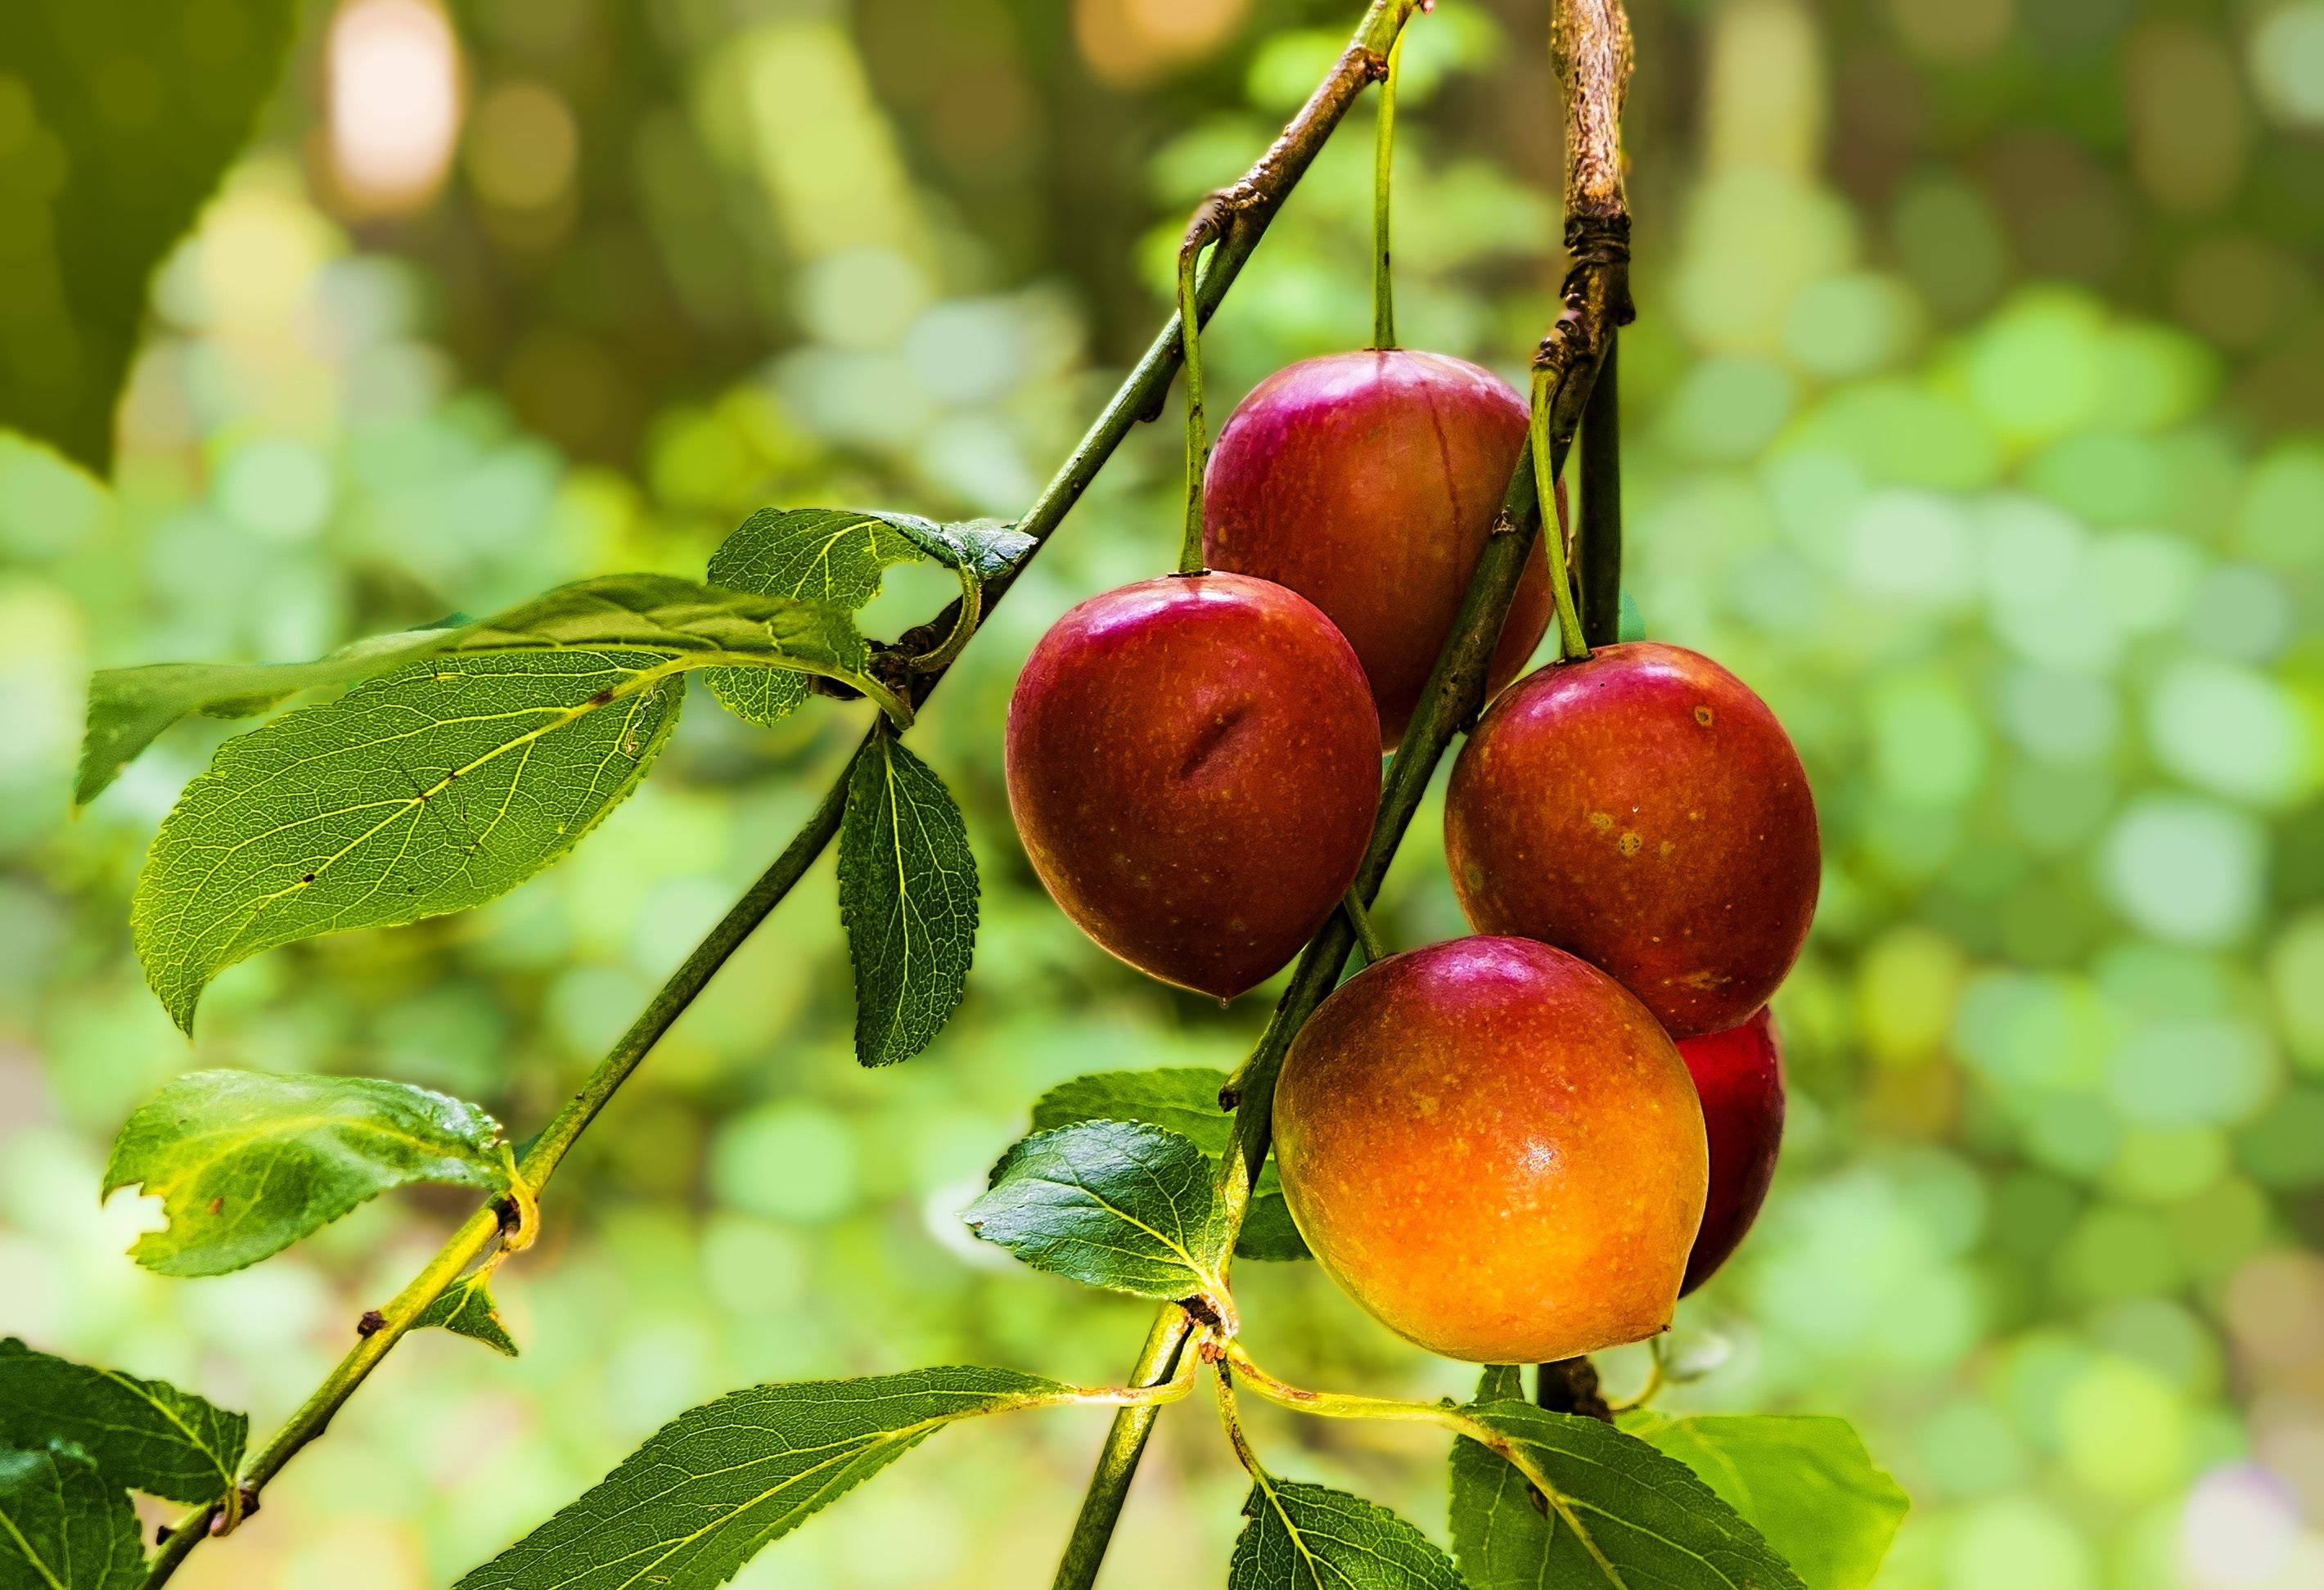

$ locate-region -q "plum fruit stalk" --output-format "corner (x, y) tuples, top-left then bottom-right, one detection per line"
(1047, 2), (1635, 1583)
(135, 5), (1432, 1585)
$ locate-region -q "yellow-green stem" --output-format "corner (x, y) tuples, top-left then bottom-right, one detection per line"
(1177, 238), (1210, 576)
(1371, 27), (1403, 349)
(1342, 890), (1389, 963)
(1530, 364), (1591, 660)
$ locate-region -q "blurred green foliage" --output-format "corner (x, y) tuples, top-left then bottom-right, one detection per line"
(2, 2), (2321, 1587)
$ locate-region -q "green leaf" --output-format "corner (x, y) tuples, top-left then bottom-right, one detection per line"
(837, 732), (978, 1066)
(75, 618), (466, 804)
(414, 1274), (520, 1358)
(1029, 1069), (1307, 1262)
(130, 649), (678, 1031)
(454, 1367), (1074, 1590)
(120, 575), (912, 1026)
(102, 1070), (509, 1277)
(0, 1340), (245, 1507)
(1231, 1478), (1466, 1589)
(962, 1119), (1229, 1300)
(0, 1), (298, 475)
(0, 1444), (142, 1590)
(1621, 1415), (1907, 1590)
(1457, 1399), (1807, 1590)
(80, 573), (892, 810)
(703, 507), (1031, 725)
(1448, 1367), (1540, 1590)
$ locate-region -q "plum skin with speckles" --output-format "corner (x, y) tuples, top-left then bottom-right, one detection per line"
(1004, 571), (1380, 1001)
(1201, 349), (1556, 749)
(1443, 642), (1821, 1038)
(1271, 935), (1709, 1364)
(1678, 1007), (1785, 1295)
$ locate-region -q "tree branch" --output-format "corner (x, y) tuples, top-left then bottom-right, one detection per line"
(137, 8), (1423, 1584)
(1049, 3), (1637, 1579)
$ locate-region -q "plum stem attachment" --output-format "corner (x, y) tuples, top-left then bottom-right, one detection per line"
(1371, 25), (1404, 349)
(495, 1145), (539, 1254)
(1529, 363), (1591, 663)
(1603, 1337), (1664, 1414)
(1175, 231), (1214, 577)
(1342, 890), (1389, 963)
(1536, 1354), (1614, 1421)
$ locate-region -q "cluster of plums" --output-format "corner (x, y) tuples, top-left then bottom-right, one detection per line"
(1005, 348), (1817, 1365)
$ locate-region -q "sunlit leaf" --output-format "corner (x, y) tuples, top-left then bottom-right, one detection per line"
(455, 1367), (1074, 1590)
(837, 732), (978, 1066)
(963, 1119), (1228, 1300)
(1448, 1366), (1538, 1590)
(0, 1444), (142, 1590)
(0, 1340), (245, 1507)
(1030, 1069), (1306, 1261)
(414, 1274), (520, 1358)
(129, 648), (681, 1030)
(1456, 1399), (1806, 1590)
(1622, 1413), (1907, 1590)
(81, 573), (890, 810)
(75, 619), (466, 805)
(1231, 1477), (1466, 1589)
(704, 507), (1030, 724)
(0, 0), (298, 475)
(102, 1070), (507, 1276)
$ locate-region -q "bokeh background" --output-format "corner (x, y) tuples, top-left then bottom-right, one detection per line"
(3, 0), (2322, 1585)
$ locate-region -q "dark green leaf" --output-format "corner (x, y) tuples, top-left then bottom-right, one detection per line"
(1619, 587), (1646, 642)
(414, 1273), (520, 1358)
(0, 1340), (245, 1507)
(102, 1070), (508, 1276)
(1448, 1367), (1539, 1590)
(1029, 1069), (1306, 1261)
(130, 649), (680, 1031)
(703, 508), (1030, 725)
(75, 619), (465, 804)
(1231, 1477), (1466, 1589)
(80, 572), (890, 811)
(962, 1119), (1228, 1300)
(0, 1444), (142, 1590)
(454, 1367), (1073, 1590)
(901, 517), (1035, 581)
(1621, 1414), (1907, 1590)
(837, 732), (978, 1066)
(1457, 1400), (1806, 1590)
(0, 1), (298, 475)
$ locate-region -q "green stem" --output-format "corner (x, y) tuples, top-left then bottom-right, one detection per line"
(1342, 890), (1388, 965)
(1575, 330), (1623, 646)
(1047, 1309), (1197, 1590)
(1177, 236), (1210, 576)
(1213, 1358), (1266, 1479)
(139, 7), (1433, 1585)
(1371, 27), (1403, 350)
(1061, 359), (1582, 1590)
(141, 769), (855, 1584)
(143, 11), (1412, 1575)
(1530, 364), (1590, 662)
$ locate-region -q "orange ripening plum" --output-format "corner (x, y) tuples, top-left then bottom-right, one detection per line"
(1004, 572), (1380, 1001)
(1201, 350), (1555, 748)
(1443, 642), (1820, 1038)
(1677, 1007), (1785, 1294)
(1272, 936), (1709, 1363)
